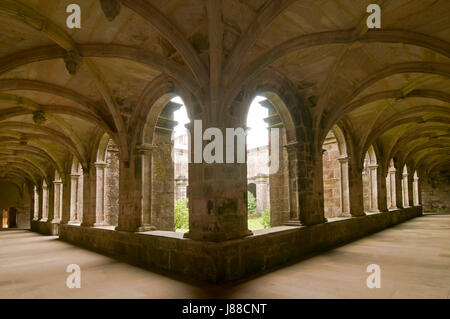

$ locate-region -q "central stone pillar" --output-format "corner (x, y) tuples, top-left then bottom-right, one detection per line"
(183, 120), (252, 242)
(116, 158), (143, 232)
(284, 142), (326, 226)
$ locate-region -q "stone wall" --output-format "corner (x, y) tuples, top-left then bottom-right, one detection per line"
(422, 171), (450, 213)
(58, 207), (422, 283)
(0, 181), (31, 229)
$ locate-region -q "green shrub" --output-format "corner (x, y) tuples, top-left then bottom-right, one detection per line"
(174, 198), (189, 231)
(247, 191), (257, 214)
(261, 209), (270, 229)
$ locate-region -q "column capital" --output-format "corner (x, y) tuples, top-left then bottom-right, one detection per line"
(94, 161), (108, 169)
(136, 143), (157, 154)
(338, 156), (350, 163)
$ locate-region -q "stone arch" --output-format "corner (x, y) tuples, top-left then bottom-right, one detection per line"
(93, 133), (120, 227)
(135, 86), (194, 232)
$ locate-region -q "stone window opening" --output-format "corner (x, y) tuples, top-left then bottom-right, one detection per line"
(246, 96), (271, 230)
(362, 145), (379, 213)
(322, 126), (350, 219)
(95, 135), (120, 228)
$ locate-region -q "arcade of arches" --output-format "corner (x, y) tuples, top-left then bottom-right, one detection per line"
(0, 1), (449, 283)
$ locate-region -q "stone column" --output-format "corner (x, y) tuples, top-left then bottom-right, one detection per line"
(69, 173), (80, 222)
(407, 173), (414, 207)
(94, 161), (107, 226)
(33, 186), (40, 221)
(368, 164), (379, 212)
(52, 180), (63, 222)
(80, 166), (97, 227)
(413, 174), (420, 206)
(348, 161), (365, 217)
(60, 176), (71, 224)
(338, 157), (351, 216)
(376, 168), (389, 212)
(46, 181), (55, 222)
(255, 174), (269, 213)
(388, 167), (397, 209)
(402, 172), (410, 207)
(395, 169), (404, 209)
(283, 143), (300, 225)
(137, 143), (155, 231)
(175, 177), (188, 200)
(40, 182), (49, 221)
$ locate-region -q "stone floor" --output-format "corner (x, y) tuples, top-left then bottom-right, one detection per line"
(0, 213), (449, 299)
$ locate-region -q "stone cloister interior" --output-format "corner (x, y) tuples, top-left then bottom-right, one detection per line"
(0, 0), (449, 294)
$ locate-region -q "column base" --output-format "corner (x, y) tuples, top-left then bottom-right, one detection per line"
(183, 229), (253, 242)
(284, 219), (304, 226)
(136, 225), (157, 232)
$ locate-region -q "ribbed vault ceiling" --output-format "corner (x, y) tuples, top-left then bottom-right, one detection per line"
(0, 0), (448, 186)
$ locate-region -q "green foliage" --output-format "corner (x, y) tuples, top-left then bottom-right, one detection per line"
(261, 209), (270, 229)
(247, 191), (257, 214)
(174, 198), (189, 231)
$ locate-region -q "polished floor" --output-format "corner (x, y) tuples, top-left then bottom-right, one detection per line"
(0, 213), (449, 299)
